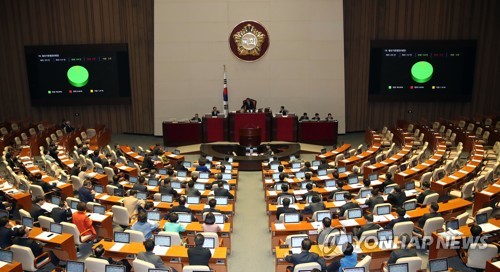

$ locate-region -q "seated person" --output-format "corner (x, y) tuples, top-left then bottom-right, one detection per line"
(380, 172), (395, 192)
(279, 106), (288, 115)
(203, 198), (221, 214)
(302, 195), (326, 215)
(133, 176), (148, 193)
(132, 212), (159, 239)
(123, 190), (146, 215)
(339, 194), (360, 218)
(365, 189), (384, 213)
(185, 180), (201, 197)
(354, 214), (381, 239)
(387, 185), (406, 208)
(318, 159), (330, 170)
(188, 234), (212, 266)
(303, 183), (319, 201)
(30, 196), (49, 221)
(284, 238), (326, 272)
(110, 175), (124, 189)
(311, 113), (321, 121)
(137, 239), (168, 269)
(214, 181), (234, 199)
(93, 244), (132, 272)
(202, 212), (221, 233)
(206, 174), (227, 190)
(32, 172), (55, 193)
(163, 212), (186, 233)
(276, 198), (300, 221)
(327, 242), (357, 272)
(358, 178), (372, 192)
(301, 161), (313, 173)
(241, 97), (256, 111)
(190, 113), (202, 122)
(325, 113), (334, 121)
(195, 159), (210, 173)
(417, 181), (437, 204)
(13, 226), (60, 266)
(0, 217), (14, 249)
(277, 184), (295, 202)
(73, 202), (97, 240)
(384, 207), (410, 229)
(168, 196), (196, 221)
(211, 107), (220, 116)
(159, 178), (178, 197)
(417, 202), (441, 229)
(387, 233), (417, 265)
(317, 217), (334, 245)
(264, 145), (274, 156)
(50, 199), (72, 223)
(78, 180), (95, 203)
(299, 113), (309, 121)
(141, 155), (155, 171)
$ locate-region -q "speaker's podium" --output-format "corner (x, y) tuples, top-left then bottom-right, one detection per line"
(228, 111), (272, 142)
(202, 114), (227, 142)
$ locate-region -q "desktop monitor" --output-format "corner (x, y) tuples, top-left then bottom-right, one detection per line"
(117, 158), (125, 164)
(161, 194), (173, 203)
(154, 235), (171, 247)
(347, 209), (362, 219)
(289, 155), (296, 161)
(320, 148), (327, 154)
(338, 167), (346, 174)
(147, 211), (161, 221)
(316, 211), (331, 222)
(51, 196), (61, 206)
(199, 172), (210, 179)
(194, 183), (206, 191)
(114, 188), (125, 197)
(283, 213), (300, 223)
(227, 157), (234, 163)
(129, 176), (138, 184)
(202, 237), (215, 249)
(225, 164), (233, 171)
(325, 180), (336, 188)
(114, 232), (130, 243)
(381, 154), (387, 161)
(429, 258), (449, 272)
(22, 217), (34, 228)
(335, 233), (353, 246)
(127, 161), (135, 167)
(476, 213), (488, 225)
(279, 195), (294, 205)
(187, 196), (200, 204)
(148, 179), (159, 187)
(369, 173), (378, 181)
(270, 164), (279, 170)
(445, 219), (459, 231)
(384, 186), (395, 195)
(317, 169), (327, 176)
(312, 160), (320, 167)
(342, 268), (365, 272)
(70, 200), (80, 210)
(359, 189), (371, 198)
(93, 205), (106, 215)
(96, 168), (104, 174)
(334, 192), (346, 201)
(94, 185), (104, 194)
(158, 168), (167, 175)
(295, 171), (305, 179)
(222, 173), (232, 180)
(50, 222), (63, 234)
(214, 214), (224, 224)
(215, 196), (228, 205)
(400, 164), (408, 171)
(222, 184), (230, 190)
(370, 157), (377, 164)
(377, 229), (394, 241)
(388, 263), (408, 272)
(411, 159), (418, 167)
(170, 181), (181, 189)
(136, 192), (147, 200)
(301, 182), (313, 190)
(272, 173), (281, 179)
(376, 205), (391, 215)
(291, 236), (306, 248)
(205, 156), (213, 162)
(66, 261), (85, 272)
(292, 162), (301, 169)
(0, 210), (9, 219)
(182, 161), (192, 168)
(177, 171), (187, 178)
(404, 201), (417, 211)
(0, 250), (13, 263)
(347, 176), (358, 185)
(177, 213), (192, 223)
(105, 265), (126, 272)
(60, 175), (67, 183)
(173, 150), (180, 155)
(405, 181), (415, 191)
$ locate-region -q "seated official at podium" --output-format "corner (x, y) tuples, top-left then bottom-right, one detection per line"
(279, 106), (288, 115)
(190, 113), (202, 122)
(211, 107), (220, 116)
(241, 97), (257, 111)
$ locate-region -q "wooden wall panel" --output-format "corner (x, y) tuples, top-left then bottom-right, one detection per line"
(0, 0), (154, 134)
(344, 0), (500, 132)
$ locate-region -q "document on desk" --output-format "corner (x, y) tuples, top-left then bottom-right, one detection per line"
(479, 223), (499, 233)
(118, 166), (128, 170)
(153, 246), (169, 255)
(384, 214), (396, 221)
(373, 215), (388, 222)
(40, 202), (58, 213)
(483, 191), (494, 196)
(265, 179), (273, 184)
(333, 201), (346, 207)
(274, 223), (286, 230)
(197, 179), (210, 183)
(340, 219), (358, 227)
(324, 187), (336, 192)
(268, 191), (277, 196)
(493, 183), (500, 188)
(99, 195), (110, 200)
(88, 213), (107, 221)
(371, 180), (382, 186)
(290, 248), (302, 254)
(293, 190), (307, 195)
(449, 175), (459, 180)
(36, 232), (59, 241)
(318, 176), (331, 180)
(0, 261), (8, 268)
(110, 243), (126, 252)
(349, 184), (363, 189)
(310, 222), (322, 230)
(436, 181), (447, 185)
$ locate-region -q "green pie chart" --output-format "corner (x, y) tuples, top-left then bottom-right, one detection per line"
(411, 61), (433, 83)
(67, 65), (89, 87)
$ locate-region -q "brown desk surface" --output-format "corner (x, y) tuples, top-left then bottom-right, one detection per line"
(315, 144), (352, 161)
(0, 261), (22, 272)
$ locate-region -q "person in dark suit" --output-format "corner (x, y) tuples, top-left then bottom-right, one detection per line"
(31, 173), (55, 193)
(311, 113), (321, 121)
(387, 233), (417, 264)
(284, 238), (327, 272)
(50, 200), (72, 223)
(365, 189), (384, 212)
(190, 114), (202, 122)
(417, 202), (441, 229)
(325, 113), (334, 121)
(141, 154), (155, 171)
(196, 159), (210, 173)
(385, 207), (410, 230)
(137, 239), (168, 268)
(133, 176), (148, 193)
(110, 175), (124, 189)
(211, 107), (220, 116)
(317, 217), (336, 245)
(207, 174), (227, 190)
(241, 97), (256, 111)
(339, 194), (360, 218)
(167, 196), (196, 221)
(417, 181), (437, 204)
(185, 180), (201, 197)
(279, 106), (288, 115)
(90, 150), (101, 164)
(188, 234), (212, 266)
(276, 198), (300, 220)
(355, 214), (381, 239)
(94, 244), (133, 272)
(299, 113), (310, 121)
(301, 161), (313, 172)
(277, 184), (295, 202)
(114, 145), (125, 158)
(100, 154), (111, 168)
(159, 178), (177, 197)
(30, 196), (49, 221)
(12, 226), (60, 265)
(0, 217), (14, 249)
(78, 180), (95, 203)
(302, 194), (326, 215)
(318, 159), (330, 170)
(70, 161), (81, 176)
(173, 160), (187, 171)
(303, 183), (319, 202)
(387, 185), (406, 208)
(214, 181), (234, 199)
(380, 172), (395, 192)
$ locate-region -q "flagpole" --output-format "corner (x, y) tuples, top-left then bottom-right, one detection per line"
(223, 65), (229, 117)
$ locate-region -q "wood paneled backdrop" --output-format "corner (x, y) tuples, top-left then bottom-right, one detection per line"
(0, 0), (499, 134)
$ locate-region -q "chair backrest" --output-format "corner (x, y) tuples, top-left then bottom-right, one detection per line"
(132, 258), (155, 272)
(420, 172), (432, 184)
(200, 232), (220, 248)
(466, 123), (474, 132)
(335, 154), (344, 165)
(106, 184), (118, 195)
(475, 207), (493, 218)
(293, 262), (321, 272)
(396, 256), (423, 272)
(359, 229), (379, 242)
(38, 215), (54, 231)
(29, 184), (44, 200)
(86, 202), (101, 212)
(29, 127), (37, 136)
(466, 243), (498, 269)
(473, 175), (486, 192)
(461, 180), (475, 199)
(71, 175), (83, 191)
(85, 257), (109, 272)
(104, 167), (115, 181)
(112, 206), (130, 226)
(373, 203), (392, 215)
(157, 231), (182, 246)
(422, 193), (439, 205)
(19, 209), (31, 218)
(21, 132), (28, 141)
(61, 222), (85, 245)
(456, 212), (469, 227)
(423, 217), (445, 236)
(182, 266), (211, 272)
(393, 221), (415, 237)
(356, 255), (372, 269)
(125, 229), (146, 242)
(11, 244), (38, 271)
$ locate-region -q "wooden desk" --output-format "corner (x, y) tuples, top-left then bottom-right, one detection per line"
(162, 122), (203, 147)
(0, 261), (22, 272)
(394, 143), (446, 186)
(202, 116), (227, 143)
(315, 144), (351, 162)
(29, 227), (77, 260)
(298, 121), (338, 145)
(474, 179), (500, 214)
(95, 241), (228, 272)
(91, 213), (114, 240)
(273, 116), (298, 142)
(363, 144), (413, 179)
(338, 131), (381, 171)
(486, 260), (500, 272)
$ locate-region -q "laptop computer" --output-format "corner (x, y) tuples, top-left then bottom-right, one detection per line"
(384, 185), (395, 195)
(270, 164), (279, 170)
(405, 181), (416, 191)
(202, 237), (215, 249)
(445, 219), (459, 231)
(94, 185), (104, 194)
(114, 188), (125, 197)
(315, 211), (331, 222)
(194, 183), (206, 190)
(222, 173), (232, 180)
(93, 205), (106, 215)
(400, 164), (408, 171)
(429, 258), (449, 272)
(170, 181), (181, 189)
(158, 168), (167, 175)
(292, 162), (301, 169)
(283, 213), (300, 223)
(199, 172), (210, 179)
(325, 179), (336, 188)
(114, 232), (130, 243)
(359, 189), (371, 199)
(50, 195), (61, 206)
(214, 214), (224, 224)
(148, 179), (159, 187)
(342, 268), (365, 272)
(127, 161), (135, 167)
(295, 171), (305, 179)
(290, 236), (306, 254)
(334, 192), (347, 201)
(378, 229), (396, 249)
(129, 176), (138, 184)
(317, 169), (327, 176)
(337, 167), (346, 174)
(70, 200), (80, 210)
(177, 213), (192, 223)
(312, 160), (320, 167)
(348, 176), (359, 185)
(369, 173), (378, 181)
(476, 213), (488, 225)
(96, 168), (104, 174)
(66, 261), (85, 272)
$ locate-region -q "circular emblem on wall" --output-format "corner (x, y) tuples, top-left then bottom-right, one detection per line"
(229, 21), (270, 62)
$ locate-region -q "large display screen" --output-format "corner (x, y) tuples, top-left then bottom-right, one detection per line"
(368, 40), (476, 101)
(25, 44), (131, 106)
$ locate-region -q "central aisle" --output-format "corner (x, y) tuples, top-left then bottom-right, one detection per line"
(228, 171), (274, 271)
